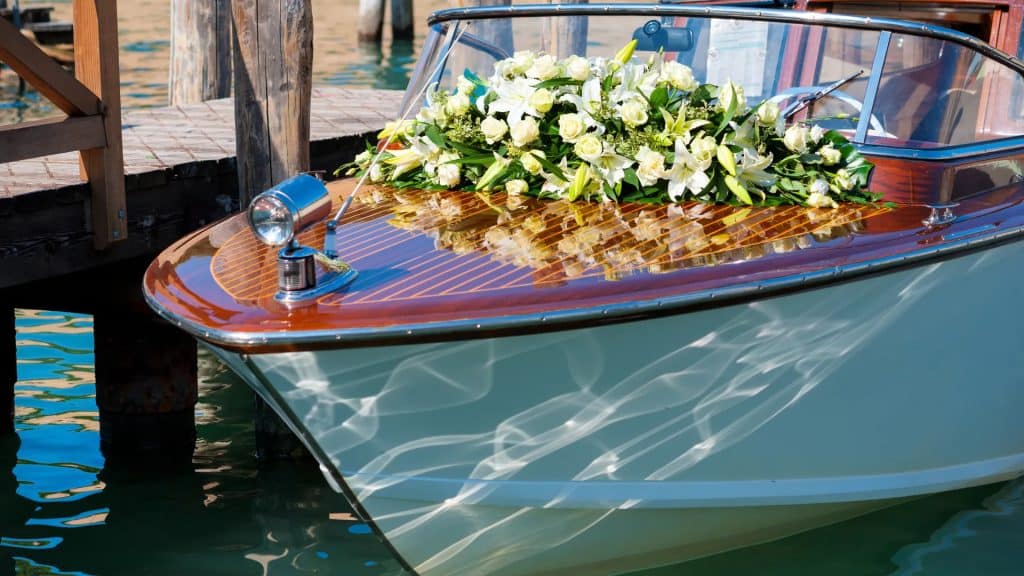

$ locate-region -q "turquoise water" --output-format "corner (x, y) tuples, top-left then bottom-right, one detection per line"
(3, 310), (1024, 575)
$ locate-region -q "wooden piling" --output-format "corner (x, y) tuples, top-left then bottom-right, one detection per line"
(1, 305), (14, 436)
(391, 0), (413, 40)
(231, 0), (314, 460)
(89, 259), (198, 469)
(231, 0), (313, 206)
(169, 0), (233, 105)
(358, 0), (384, 43)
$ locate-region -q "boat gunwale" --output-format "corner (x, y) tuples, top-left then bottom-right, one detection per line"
(143, 217), (1024, 352)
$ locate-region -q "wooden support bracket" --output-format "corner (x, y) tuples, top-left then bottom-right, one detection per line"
(0, 16), (101, 116)
(73, 0), (127, 249)
(0, 115), (106, 163)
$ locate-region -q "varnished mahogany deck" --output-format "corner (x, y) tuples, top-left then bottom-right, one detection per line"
(145, 172), (1024, 352)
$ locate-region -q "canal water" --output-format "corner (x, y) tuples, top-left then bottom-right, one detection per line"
(3, 309), (1023, 575)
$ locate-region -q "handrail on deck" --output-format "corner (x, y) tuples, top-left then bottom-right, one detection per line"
(0, 0), (126, 249)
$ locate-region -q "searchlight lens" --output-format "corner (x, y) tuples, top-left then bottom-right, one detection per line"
(248, 194), (295, 246)
(246, 174), (332, 247)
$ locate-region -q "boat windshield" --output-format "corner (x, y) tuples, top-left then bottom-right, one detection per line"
(406, 5), (1024, 150)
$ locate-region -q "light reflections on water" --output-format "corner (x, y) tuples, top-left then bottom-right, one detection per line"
(3, 309), (404, 575)
(3, 308), (1024, 575)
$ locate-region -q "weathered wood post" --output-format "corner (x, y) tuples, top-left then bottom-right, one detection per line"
(1, 305), (14, 436)
(358, 0), (384, 43)
(231, 0), (313, 206)
(231, 0), (314, 460)
(73, 0), (127, 249)
(169, 0), (233, 105)
(542, 0), (588, 58)
(391, 0), (413, 40)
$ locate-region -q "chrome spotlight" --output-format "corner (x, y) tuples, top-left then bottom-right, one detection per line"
(247, 174), (332, 247)
(246, 174), (357, 302)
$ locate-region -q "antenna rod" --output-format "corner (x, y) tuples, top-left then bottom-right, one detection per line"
(330, 24), (471, 227)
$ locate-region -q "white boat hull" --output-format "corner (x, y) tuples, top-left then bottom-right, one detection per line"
(210, 240), (1024, 576)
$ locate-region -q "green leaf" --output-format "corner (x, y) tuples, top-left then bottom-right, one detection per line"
(649, 86), (669, 111)
(533, 154), (568, 181)
(724, 175), (752, 205)
(532, 78), (583, 90)
(424, 124), (445, 148)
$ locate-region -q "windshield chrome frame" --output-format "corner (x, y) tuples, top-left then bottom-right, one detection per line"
(422, 3), (1024, 160)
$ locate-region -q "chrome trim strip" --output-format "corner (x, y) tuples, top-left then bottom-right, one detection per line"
(855, 31), (890, 144)
(143, 221), (1024, 350)
(425, 3), (1024, 76)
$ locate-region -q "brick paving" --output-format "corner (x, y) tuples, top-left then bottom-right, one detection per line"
(0, 87), (404, 199)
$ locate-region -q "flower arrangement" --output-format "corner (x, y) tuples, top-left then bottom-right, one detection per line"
(341, 41), (879, 209)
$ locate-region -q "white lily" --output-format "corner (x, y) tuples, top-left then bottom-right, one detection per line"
(590, 148), (634, 189)
(559, 78), (605, 129)
(735, 148), (775, 188)
(540, 158), (572, 198)
(610, 62), (658, 104)
(384, 136), (438, 178)
(488, 77), (542, 125)
(664, 138), (711, 201)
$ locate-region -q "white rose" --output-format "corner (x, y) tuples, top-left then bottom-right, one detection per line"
(369, 163), (384, 182)
(564, 55), (591, 81)
(526, 54), (559, 80)
(810, 125), (825, 144)
(510, 117), (540, 148)
(819, 144), (841, 165)
(457, 75), (475, 95)
(756, 101), (780, 126)
(810, 179), (830, 196)
(521, 151), (545, 175)
(445, 93), (471, 116)
(635, 146), (666, 186)
(509, 51), (534, 75)
(558, 113), (586, 142)
(480, 116), (508, 144)
(807, 191), (838, 209)
(437, 162), (461, 187)
(529, 88), (554, 114)
(835, 168), (854, 190)
(619, 99), (649, 128)
(718, 81), (746, 112)
(505, 179), (529, 196)
(690, 135), (717, 165)
(784, 124), (810, 153)
(661, 61), (698, 91)
(574, 134), (604, 162)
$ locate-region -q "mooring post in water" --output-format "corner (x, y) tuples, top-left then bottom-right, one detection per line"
(91, 259), (198, 469)
(391, 0), (413, 40)
(169, 0), (233, 105)
(358, 0), (384, 43)
(231, 0), (314, 460)
(1, 305), (15, 436)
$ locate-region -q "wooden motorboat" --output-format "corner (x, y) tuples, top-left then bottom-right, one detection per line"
(144, 2), (1024, 575)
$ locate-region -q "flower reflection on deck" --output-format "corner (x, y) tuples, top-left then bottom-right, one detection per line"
(373, 187), (885, 283)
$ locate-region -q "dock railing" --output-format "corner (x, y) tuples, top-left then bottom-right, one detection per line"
(0, 0), (125, 249)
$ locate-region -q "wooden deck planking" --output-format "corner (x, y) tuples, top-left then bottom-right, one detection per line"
(1, 87), (401, 198)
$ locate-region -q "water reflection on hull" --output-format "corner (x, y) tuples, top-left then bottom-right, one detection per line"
(213, 240), (1024, 576)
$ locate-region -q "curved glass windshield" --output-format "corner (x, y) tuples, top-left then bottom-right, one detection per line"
(404, 8), (1024, 150)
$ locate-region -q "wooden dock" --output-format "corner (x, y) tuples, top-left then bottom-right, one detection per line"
(0, 87), (402, 290)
